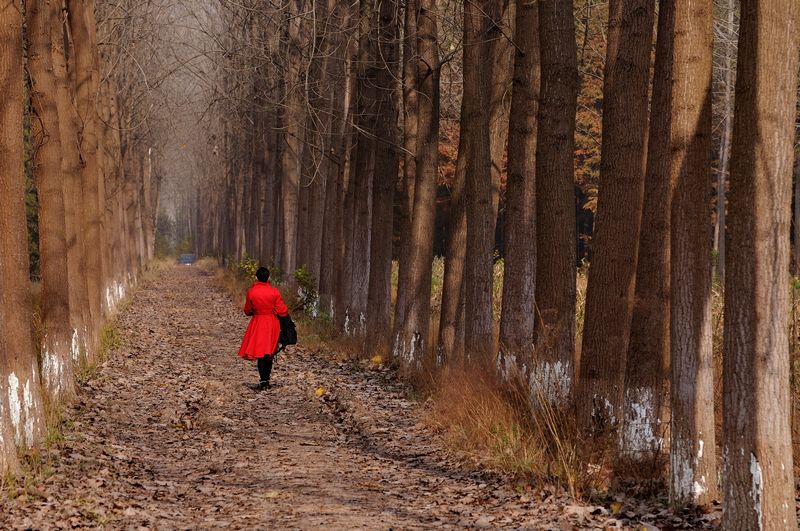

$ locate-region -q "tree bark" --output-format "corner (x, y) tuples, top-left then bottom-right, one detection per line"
(438, 125), (468, 362)
(394, 0), (419, 333)
(280, 0), (307, 275)
(0, 0), (45, 462)
(668, 0), (717, 506)
(391, 0), (440, 369)
(68, 0), (106, 337)
(349, 0), (378, 337)
(533, 0), (578, 403)
(365, 0), (400, 354)
(498, 0), (539, 378)
(462, 0), (494, 363)
(577, 0), (654, 431)
(27, 0), (76, 400)
(618, 0), (674, 474)
(53, 0), (91, 364)
(722, 1), (799, 526)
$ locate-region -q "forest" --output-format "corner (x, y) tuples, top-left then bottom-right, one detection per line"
(1, 0), (799, 528)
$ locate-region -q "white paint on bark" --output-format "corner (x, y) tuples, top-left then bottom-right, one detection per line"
(41, 341), (64, 396)
(530, 361), (571, 404)
(591, 394), (616, 426)
(496, 350), (518, 380)
(23, 378), (34, 446)
(620, 386), (662, 458)
(71, 328), (81, 361)
(750, 453), (763, 530)
(7, 373), (20, 437)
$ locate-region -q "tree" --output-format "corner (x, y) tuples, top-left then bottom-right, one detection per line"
(722, 0), (799, 526)
(498, 0), (539, 377)
(462, 0), (494, 362)
(0, 0), (45, 464)
(280, 0), (308, 275)
(53, 0), (92, 364)
(68, 0), (106, 343)
(27, 0), (76, 400)
(392, 0), (440, 368)
(618, 0), (674, 474)
(532, 0), (578, 402)
(365, 0), (400, 354)
(394, 0), (419, 330)
(577, 0), (654, 431)
(668, 0), (717, 505)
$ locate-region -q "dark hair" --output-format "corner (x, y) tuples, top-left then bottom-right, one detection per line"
(256, 267), (270, 283)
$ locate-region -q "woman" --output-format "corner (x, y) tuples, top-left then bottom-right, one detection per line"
(238, 266), (288, 390)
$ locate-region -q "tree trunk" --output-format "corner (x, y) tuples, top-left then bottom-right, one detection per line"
(349, 0), (378, 337)
(438, 91), (468, 362)
(0, 2), (44, 458)
(68, 0), (105, 345)
(617, 0), (674, 476)
(722, 1), (799, 526)
(577, 0), (654, 432)
(27, 0), (76, 401)
(394, 0), (418, 332)
(52, 0), (91, 364)
(462, 0), (494, 363)
(365, 0), (400, 355)
(487, 0), (516, 222)
(498, 0), (539, 378)
(334, 35), (359, 331)
(533, 0), (578, 403)
(280, 0), (307, 275)
(0, 0), (45, 460)
(668, 0), (717, 506)
(391, 0), (440, 368)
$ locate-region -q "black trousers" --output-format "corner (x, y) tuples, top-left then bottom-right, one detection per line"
(257, 356), (273, 383)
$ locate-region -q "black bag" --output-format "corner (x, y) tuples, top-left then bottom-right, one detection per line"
(276, 314), (297, 353)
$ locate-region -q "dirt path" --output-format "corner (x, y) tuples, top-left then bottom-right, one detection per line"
(1, 267), (708, 530)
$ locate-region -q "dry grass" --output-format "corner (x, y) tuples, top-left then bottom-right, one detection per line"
(428, 365), (593, 498)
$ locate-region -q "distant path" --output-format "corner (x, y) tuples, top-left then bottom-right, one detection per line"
(0, 266), (678, 529)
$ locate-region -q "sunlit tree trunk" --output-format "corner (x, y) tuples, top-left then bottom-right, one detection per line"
(577, 0), (654, 431)
(668, 0), (717, 506)
(68, 0), (105, 343)
(392, 0), (440, 368)
(722, 1), (799, 526)
(0, 0), (45, 465)
(27, 0), (76, 400)
(52, 0), (91, 363)
(617, 0), (674, 476)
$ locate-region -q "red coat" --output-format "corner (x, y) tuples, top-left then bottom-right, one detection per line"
(238, 282), (289, 359)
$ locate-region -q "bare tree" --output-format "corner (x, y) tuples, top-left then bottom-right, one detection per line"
(532, 0), (578, 403)
(392, 0), (440, 368)
(27, 0), (76, 400)
(498, 0), (539, 377)
(0, 0), (45, 465)
(722, 0), (799, 526)
(618, 0), (674, 475)
(577, 0), (655, 432)
(668, 0), (717, 505)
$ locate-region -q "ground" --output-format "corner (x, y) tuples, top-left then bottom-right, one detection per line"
(1, 267), (719, 529)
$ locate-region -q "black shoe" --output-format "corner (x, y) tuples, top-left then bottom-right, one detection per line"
(260, 381), (271, 390)
(245, 381), (270, 391)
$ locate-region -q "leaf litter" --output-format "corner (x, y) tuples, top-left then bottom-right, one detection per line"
(0, 267), (723, 529)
